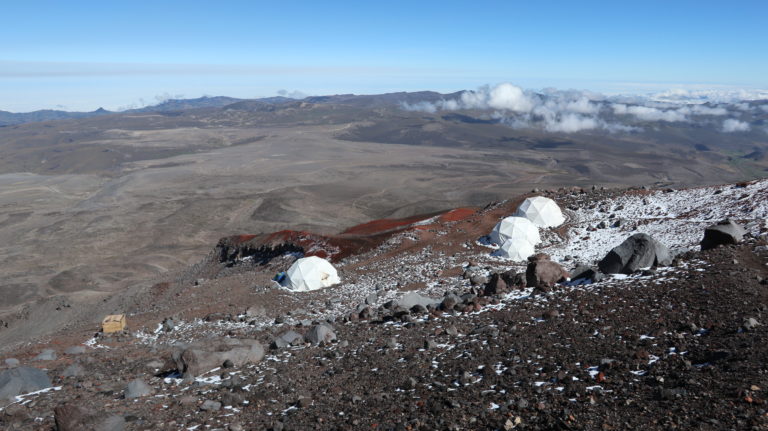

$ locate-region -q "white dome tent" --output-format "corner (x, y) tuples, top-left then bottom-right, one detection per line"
(514, 196), (565, 228)
(283, 256), (341, 292)
(489, 216), (540, 246)
(498, 237), (536, 261)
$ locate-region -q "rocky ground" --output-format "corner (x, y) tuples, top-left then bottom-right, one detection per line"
(1, 180), (767, 430)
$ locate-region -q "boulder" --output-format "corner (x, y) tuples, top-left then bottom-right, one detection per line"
(700, 219), (748, 250)
(62, 363), (85, 378)
(0, 367), (52, 400)
(271, 330), (304, 349)
(570, 265), (604, 283)
(483, 273), (508, 296)
(124, 379), (153, 398)
(305, 324), (337, 345)
(598, 233), (672, 274)
(34, 349), (57, 361)
(172, 338), (265, 378)
(54, 403), (126, 431)
(397, 292), (438, 310)
(525, 254), (569, 288)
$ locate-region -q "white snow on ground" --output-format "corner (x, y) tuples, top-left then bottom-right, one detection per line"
(542, 179), (768, 264)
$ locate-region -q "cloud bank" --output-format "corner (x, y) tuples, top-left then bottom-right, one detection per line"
(402, 83), (766, 134)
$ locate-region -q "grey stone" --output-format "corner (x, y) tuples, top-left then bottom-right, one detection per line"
(271, 330), (304, 349)
(172, 338), (265, 377)
(398, 292), (438, 310)
(424, 339), (438, 350)
(62, 363), (85, 377)
(386, 337), (398, 349)
(4, 358), (19, 367)
(245, 305), (265, 317)
(201, 400), (222, 411)
(445, 326), (459, 336)
(744, 317), (760, 331)
(54, 403), (126, 431)
(0, 367), (52, 399)
(365, 292), (378, 305)
(470, 274), (488, 286)
(34, 349), (57, 361)
(64, 346), (86, 355)
(441, 294), (461, 310)
(162, 318), (176, 332)
(598, 233), (672, 274)
(124, 379), (153, 399)
(145, 359), (165, 369)
(305, 325), (336, 345)
(701, 219), (748, 250)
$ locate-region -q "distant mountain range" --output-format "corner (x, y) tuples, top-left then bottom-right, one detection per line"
(0, 92), (457, 126)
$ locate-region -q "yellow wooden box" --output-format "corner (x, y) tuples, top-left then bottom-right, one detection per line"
(101, 314), (126, 333)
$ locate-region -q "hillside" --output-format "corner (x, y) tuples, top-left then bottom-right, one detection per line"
(0, 179), (766, 430)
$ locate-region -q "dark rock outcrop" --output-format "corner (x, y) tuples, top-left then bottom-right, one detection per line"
(700, 219), (747, 250)
(598, 233), (672, 274)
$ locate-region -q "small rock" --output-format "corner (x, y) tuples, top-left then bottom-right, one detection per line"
(200, 400), (221, 411)
(743, 317), (760, 331)
(424, 339), (438, 350)
(4, 358), (19, 367)
(445, 325), (459, 336)
(145, 359), (164, 369)
(365, 292), (378, 305)
(386, 337), (398, 349)
(470, 274), (488, 286)
(62, 363), (84, 378)
(124, 379), (154, 399)
(162, 318), (176, 332)
(34, 349), (57, 361)
(542, 309), (559, 320)
(304, 324), (337, 345)
(64, 346), (86, 355)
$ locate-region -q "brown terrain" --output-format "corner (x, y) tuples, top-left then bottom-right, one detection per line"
(0, 177), (766, 430)
(0, 94), (766, 429)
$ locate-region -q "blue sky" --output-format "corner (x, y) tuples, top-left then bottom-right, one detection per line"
(1, 0), (766, 112)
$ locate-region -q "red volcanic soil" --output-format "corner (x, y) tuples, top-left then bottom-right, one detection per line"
(221, 207), (481, 263)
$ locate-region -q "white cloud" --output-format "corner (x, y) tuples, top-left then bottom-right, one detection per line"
(722, 119), (751, 132)
(399, 82), (767, 134)
(401, 101), (437, 113)
(544, 113), (600, 133)
(487, 83), (535, 112)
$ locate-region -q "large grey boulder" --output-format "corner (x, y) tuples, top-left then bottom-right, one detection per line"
(598, 233), (672, 274)
(0, 367), (52, 400)
(124, 379), (153, 398)
(397, 292), (437, 310)
(700, 219), (748, 250)
(172, 338), (265, 378)
(54, 403), (126, 431)
(304, 324), (337, 345)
